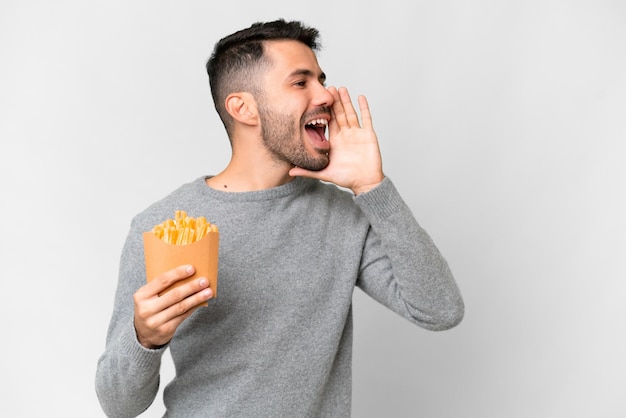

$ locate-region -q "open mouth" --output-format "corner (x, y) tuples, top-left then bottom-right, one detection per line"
(304, 118), (329, 148)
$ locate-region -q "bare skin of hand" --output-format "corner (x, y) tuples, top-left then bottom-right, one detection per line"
(134, 265), (213, 349)
(289, 86), (384, 195)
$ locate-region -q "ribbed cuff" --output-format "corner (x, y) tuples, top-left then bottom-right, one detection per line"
(120, 320), (167, 370)
(354, 177), (403, 222)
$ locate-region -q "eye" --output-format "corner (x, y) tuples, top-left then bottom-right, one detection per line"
(293, 80), (306, 87)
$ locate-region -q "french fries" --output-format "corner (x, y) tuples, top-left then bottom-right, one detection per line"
(150, 210), (218, 245)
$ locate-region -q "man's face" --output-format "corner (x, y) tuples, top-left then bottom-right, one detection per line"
(256, 40), (334, 171)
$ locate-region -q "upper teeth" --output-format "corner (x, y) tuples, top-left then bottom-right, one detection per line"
(307, 119), (328, 127)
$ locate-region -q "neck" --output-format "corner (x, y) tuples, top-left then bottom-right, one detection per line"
(206, 140), (293, 192)
(206, 164), (294, 192)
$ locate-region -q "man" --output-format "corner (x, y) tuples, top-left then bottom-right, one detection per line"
(96, 19), (464, 417)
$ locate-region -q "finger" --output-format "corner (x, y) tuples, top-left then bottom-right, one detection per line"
(357, 95), (374, 131)
(146, 264), (195, 296)
(157, 275), (212, 310)
(330, 86), (349, 129)
(160, 283), (212, 320)
(326, 86), (341, 137)
(136, 273), (210, 314)
(338, 87), (360, 128)
(289, 165), (325, 181)
(138, 277), (212, 325)
(326, 85), (338, 98)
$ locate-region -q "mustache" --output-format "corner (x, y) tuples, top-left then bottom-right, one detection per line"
(301, 106), (332, 123)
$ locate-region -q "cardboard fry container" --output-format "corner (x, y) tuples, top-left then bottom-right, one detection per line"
(143, 231), (219, 305)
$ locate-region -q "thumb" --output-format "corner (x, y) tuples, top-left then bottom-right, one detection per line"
(289, 166), (322, 180)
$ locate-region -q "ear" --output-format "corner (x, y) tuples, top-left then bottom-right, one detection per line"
(224, 92), (259, 127)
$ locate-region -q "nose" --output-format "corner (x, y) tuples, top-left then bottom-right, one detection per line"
(312, 82), (334, 108)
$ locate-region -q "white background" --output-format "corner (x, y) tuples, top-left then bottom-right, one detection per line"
(1, 1), (625, 417)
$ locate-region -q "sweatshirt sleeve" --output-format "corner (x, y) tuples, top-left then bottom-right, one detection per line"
(95, 224), (166, 417)
(354, 177), (464, 331)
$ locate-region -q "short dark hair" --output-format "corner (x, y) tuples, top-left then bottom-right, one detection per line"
(206, 19), (321, 135)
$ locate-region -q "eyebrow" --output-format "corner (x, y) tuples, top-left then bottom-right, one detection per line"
(288, 68), (327, 84)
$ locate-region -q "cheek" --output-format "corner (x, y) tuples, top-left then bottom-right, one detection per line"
(275, 94), (308, 116)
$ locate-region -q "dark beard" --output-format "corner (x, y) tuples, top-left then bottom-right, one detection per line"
(258, 106), (329, 171)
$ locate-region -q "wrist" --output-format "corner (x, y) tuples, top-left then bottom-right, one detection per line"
(351, 176), (384, 196)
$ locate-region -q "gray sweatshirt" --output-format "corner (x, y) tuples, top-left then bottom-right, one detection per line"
(95, 176), (464, 417)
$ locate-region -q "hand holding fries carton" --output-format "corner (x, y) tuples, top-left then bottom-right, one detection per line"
(143, 211), (219, 306)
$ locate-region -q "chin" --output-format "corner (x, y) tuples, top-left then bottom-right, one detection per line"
(294, 154), (328, 171)
(313, 151), (331, 170)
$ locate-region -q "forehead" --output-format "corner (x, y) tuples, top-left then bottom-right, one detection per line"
(263, 40), (323, 78)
